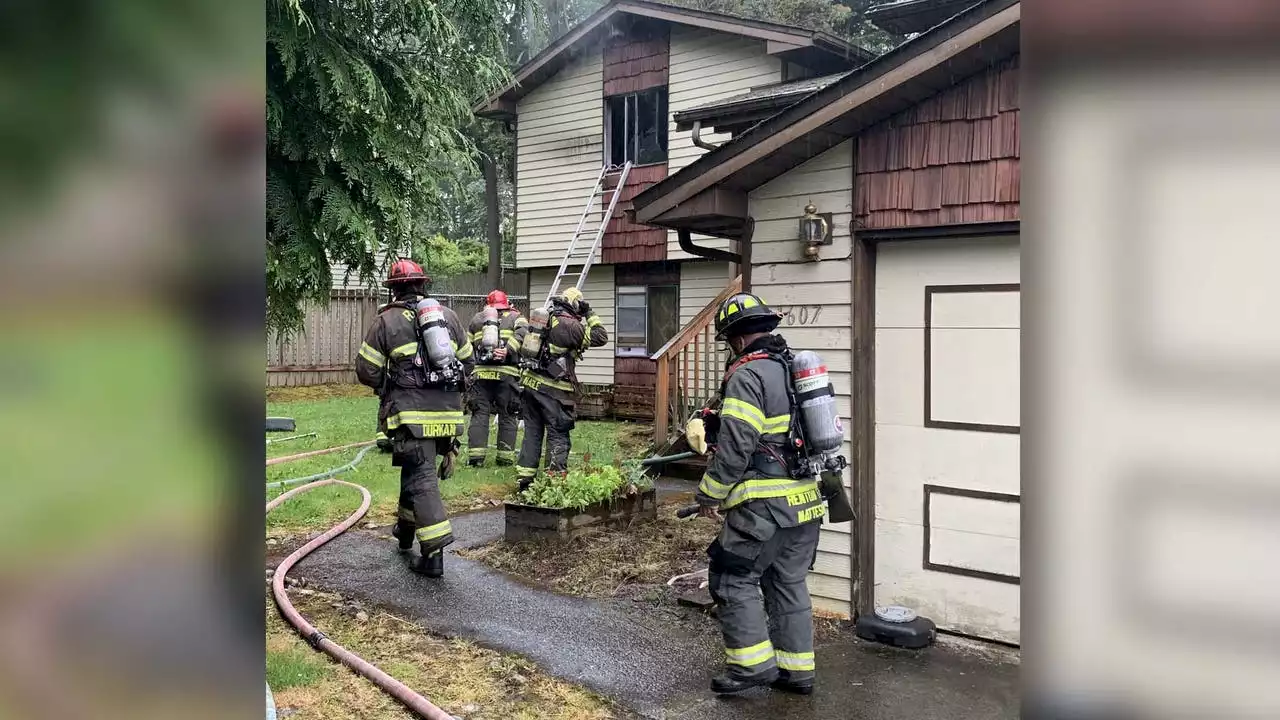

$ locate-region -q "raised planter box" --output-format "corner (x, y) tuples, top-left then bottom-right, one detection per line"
(504, 488), (658, 542)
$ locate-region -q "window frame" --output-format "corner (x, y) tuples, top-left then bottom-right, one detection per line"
(604, 86), (668, 167)
(614, 285), (650, 357)
(614, 283), (680, 358)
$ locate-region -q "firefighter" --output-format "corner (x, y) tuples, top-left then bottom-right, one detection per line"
(374, 301), (393, 453)
(465, 290), (527, 467)
(355, 259), (474, 577)
(513, 286), (608, 490)
(695, 292), (826, 696)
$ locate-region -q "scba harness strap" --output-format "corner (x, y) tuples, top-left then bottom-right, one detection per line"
(714, 347), (804, 474)
(384, 296), (462, 390)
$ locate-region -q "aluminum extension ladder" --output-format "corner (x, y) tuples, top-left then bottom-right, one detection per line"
(543, 161), (633, 307)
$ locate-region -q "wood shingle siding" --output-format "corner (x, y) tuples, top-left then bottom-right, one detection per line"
(604, 164), (669, 264)
(747, 140), (856, 617)
(855, 56), (1019, 229)
(516, 49), (606, 268)
(667, 26), (781, 260)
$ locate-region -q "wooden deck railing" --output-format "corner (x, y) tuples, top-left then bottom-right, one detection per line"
(650, 275), (742, 445)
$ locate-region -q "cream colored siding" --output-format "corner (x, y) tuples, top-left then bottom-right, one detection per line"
(747, 140), (855, 617)
(667, 26), (781, 260)
(528, 265), (616, 386)
(330, 249), (388, 291)
(678, 260), (734, 326)
(516, 49), (605, 269)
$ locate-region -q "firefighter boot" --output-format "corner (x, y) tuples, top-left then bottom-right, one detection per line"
(411, 549), (445, 578)
(710, 668), (778, 695)
(770, 677), (814, 695)
(390, 521), (414, 553)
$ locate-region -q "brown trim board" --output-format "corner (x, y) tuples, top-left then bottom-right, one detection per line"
(850, 230), (876, 617)
(923, 484), (1021, 585)
(923, 283), (1021, 435)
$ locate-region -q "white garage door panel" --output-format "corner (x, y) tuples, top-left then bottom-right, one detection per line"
(929, 528), (1020, 579)
(875, 328), (925, 427)
(873, 235), (1021, 644)
(876, 518), (1021, 643)
(875, 424), (1020, 525)
(931, 289), (1020, 328)
(875, 236), (1021, 329)
(930, 491), (1021, 539)
(929, 328), (1020, 427)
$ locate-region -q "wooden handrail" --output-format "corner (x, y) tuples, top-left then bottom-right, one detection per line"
(651, 275), (741, 444)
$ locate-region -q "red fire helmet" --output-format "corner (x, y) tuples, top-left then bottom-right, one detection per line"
(485, 289), (511, 310)
(383, 258), (429, 287)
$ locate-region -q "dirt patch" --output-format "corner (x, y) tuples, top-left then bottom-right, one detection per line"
(458, 499), (717, 602)
(613, 422), (654, 459)
(266, 589), (632, 719)
(267, 383), (375, 404)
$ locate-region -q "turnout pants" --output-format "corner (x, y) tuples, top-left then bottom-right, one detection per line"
(466, 378), (519, 466)
(515, 390), (575, 483)
(708, 504), (821, 683)
(391, 434), (455, 554)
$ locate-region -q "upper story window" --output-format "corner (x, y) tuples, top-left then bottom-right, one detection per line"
(605, 87), (668, 166)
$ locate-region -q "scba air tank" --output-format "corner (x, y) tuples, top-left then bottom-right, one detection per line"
(791, 350), (843, 456)
(520, 307), (549, 358)
(480, 306), (500, 352)
(415, 298), (455, 369)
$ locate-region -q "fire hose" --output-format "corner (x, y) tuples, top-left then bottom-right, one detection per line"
(268, 458), (457, 719)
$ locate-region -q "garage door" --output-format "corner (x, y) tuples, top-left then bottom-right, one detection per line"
(873, 235), (1021, 645)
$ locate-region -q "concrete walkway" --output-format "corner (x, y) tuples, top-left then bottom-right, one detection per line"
(295, 502), (1018, 719)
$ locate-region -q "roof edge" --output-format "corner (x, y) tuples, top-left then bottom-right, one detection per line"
(473, 0), (874, 117)
(633, 0), (1019, 220)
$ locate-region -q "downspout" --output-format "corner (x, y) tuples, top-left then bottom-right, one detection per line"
(691, 121), (721, 151)
(678, 228), (739, 264)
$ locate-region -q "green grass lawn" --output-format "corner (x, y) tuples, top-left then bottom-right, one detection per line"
(266, 385), (653, 535)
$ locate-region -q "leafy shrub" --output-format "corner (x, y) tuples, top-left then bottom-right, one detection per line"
(518, 461), (651, 509)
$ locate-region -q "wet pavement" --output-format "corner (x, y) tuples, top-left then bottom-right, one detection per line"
(295, 485), (1018, 720)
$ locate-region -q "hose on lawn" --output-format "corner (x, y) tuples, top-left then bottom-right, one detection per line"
(266, 443), (378, 490)
(268, 476), (457, 720)
(267, 439), (377, 467)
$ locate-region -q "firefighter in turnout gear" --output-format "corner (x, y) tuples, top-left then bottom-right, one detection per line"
(374, 302), (393, 453)
(355, 259), (475, 577)
(465, 290), (527, 467)
(513, 286), (608, 491)
(696, 292), (825, 696)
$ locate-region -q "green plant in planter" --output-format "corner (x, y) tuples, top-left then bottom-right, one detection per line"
(518, 459), (652, 510)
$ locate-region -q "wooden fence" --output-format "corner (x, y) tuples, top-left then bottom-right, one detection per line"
(267, 271), (531, 387)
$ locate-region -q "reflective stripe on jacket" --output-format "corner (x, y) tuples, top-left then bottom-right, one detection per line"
(695, 336), (824, 526)
(355, 297), (474, 438)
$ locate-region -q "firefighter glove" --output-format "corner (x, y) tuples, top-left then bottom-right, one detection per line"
(686, 417), (708, 455)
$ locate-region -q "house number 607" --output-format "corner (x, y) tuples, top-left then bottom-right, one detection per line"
(778, 305), (822, 326)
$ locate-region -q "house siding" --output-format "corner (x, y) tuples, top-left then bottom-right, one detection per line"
(679, 260), (734, 327)
(855, 55), (1019, 228)
(667, 26), (781, 260)
(528, 265), (616, 386)
(602, 27), (670, 264)
(747, 140), (856, 617)
(516, 47), (606, 268)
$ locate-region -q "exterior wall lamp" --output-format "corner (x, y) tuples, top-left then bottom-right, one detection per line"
(799, 203), (833, 260)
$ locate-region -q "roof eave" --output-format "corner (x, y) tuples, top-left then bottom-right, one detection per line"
(633, 0), (1020, 223)
(472, 0), (873, 117)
